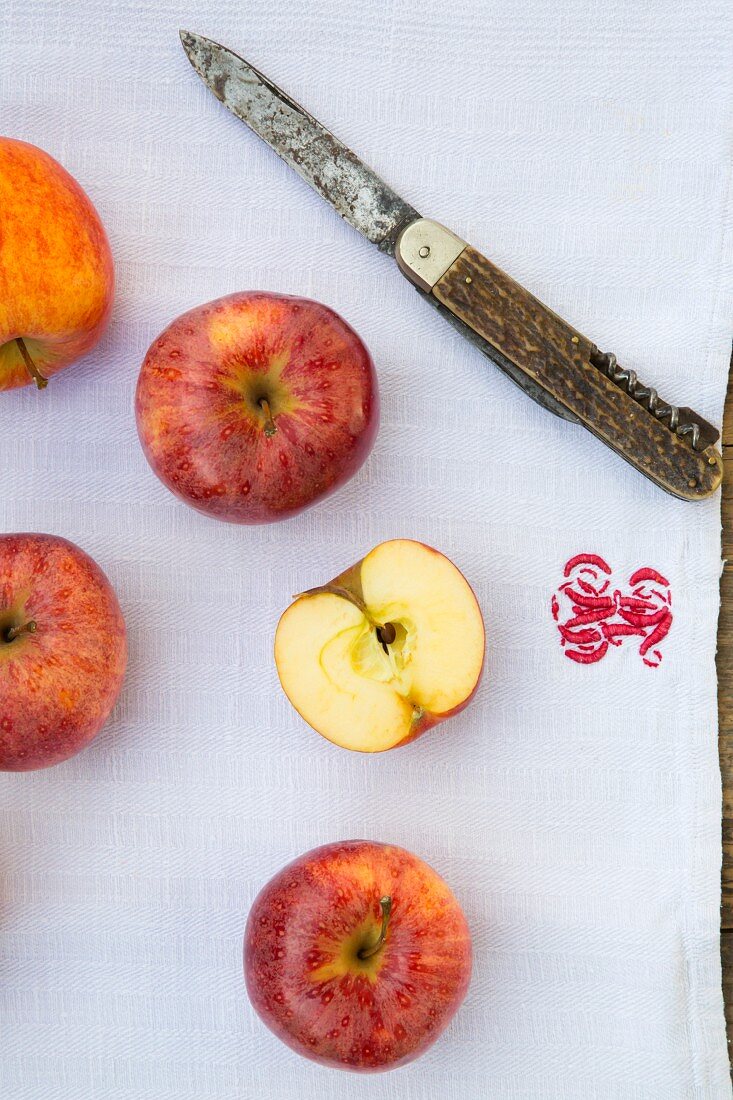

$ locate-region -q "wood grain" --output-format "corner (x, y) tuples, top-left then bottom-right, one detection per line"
(719, 362), (733, 1063)
(432, 246), (723, 500)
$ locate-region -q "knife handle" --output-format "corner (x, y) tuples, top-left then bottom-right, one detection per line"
(395, 219), (723, 501)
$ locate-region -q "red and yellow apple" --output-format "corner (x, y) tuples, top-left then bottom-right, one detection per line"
(244, 840), (472, 1071)
(0, 137), (114, 391)
(135, 291), (379, 523)
(0, 533), (127, 770)
(275, 539), (485, 751)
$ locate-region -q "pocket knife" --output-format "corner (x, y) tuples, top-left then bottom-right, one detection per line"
(180, 31), (723, 502)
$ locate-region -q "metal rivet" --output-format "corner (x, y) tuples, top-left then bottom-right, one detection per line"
(688, 478), (698, 488)
(571, 336), (579, 344)
(709, 456), (717, 466)
(465, 276), (472, 284)
(418, 245), (430, 258)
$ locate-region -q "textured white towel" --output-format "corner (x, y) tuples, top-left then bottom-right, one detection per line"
(1, 1), (732, 1097)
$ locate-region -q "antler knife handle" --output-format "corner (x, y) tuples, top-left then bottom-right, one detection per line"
(395, 219), (723, 502)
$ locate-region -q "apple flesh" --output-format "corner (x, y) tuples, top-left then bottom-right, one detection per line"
(275, 539), (485, 751)
(244, 840), (472, 1071)
(0, 138), (114, 391)
(135, 291), (379, 524)
(0, 534), (127, 770)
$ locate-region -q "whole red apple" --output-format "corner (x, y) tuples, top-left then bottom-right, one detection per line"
(135, 292), (379, 523)
(0, 138), (114, 391)
(0, 534), (127, 770)
(244, 840), (472, 1071)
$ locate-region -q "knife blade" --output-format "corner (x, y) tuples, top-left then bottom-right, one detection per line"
(179, 30), (723, 502)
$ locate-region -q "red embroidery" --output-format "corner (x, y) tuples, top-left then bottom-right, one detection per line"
(553, 554), (672, 667)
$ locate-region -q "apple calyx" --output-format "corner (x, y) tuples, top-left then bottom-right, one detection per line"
(257, 397), (277, 438)
(3, 619), (37, 644)
(358, 895), (393, 960)
(15, 338), (48, 390)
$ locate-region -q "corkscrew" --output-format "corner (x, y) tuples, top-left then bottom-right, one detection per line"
(589, 349), (720, 453)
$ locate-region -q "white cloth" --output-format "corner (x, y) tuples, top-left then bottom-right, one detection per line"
(2, 1), (732, 1097)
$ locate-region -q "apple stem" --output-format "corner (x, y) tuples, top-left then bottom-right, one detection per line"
(16, 338), (48, 390)
(358, 896), (393, 960)
(258, 397), (277, 438)
(4, 620), (37, 643)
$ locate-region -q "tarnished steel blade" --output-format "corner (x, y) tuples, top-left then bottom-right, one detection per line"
(179, 30), (419, 253)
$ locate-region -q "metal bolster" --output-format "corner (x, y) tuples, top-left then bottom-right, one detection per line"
(395, 219), (467, 292)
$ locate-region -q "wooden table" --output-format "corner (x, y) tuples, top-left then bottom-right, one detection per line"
(719, 367), (733, 1057)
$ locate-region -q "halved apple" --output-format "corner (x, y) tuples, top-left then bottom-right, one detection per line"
(274, 539), (485, 752)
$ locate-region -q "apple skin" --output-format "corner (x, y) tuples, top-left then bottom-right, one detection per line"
(0, 534), (127, 770)
(244, 840), (472, 1072)
(135, 292), (379, 524)
(0, 138), (114, 391)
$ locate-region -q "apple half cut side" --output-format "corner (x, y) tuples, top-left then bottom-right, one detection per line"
(274, 539), (485, 752)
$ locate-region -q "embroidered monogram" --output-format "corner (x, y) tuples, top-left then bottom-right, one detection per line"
(552, 553), (673, 667)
